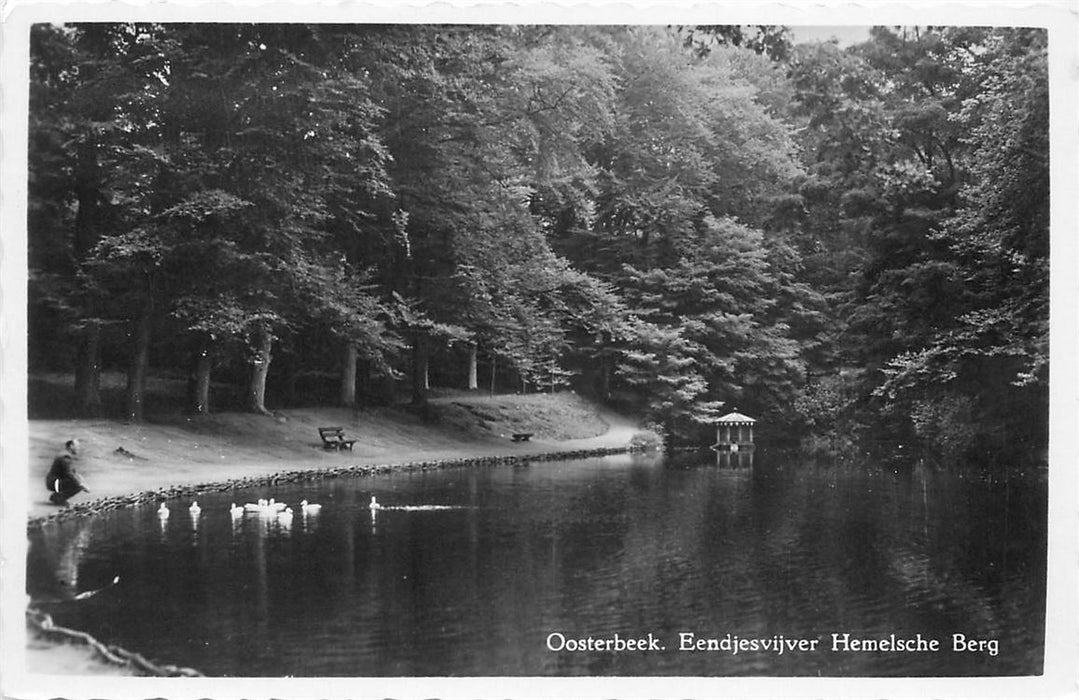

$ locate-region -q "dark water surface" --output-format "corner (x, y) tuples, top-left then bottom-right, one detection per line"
(26, 452), (1046, 676)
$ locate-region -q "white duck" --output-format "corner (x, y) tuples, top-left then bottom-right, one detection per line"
(157, 503), (170, 518)
(189, 501), (202, 516)
(244, 499), (267, 513)
(300, 499), (322, 514)
(267, 498), (288, 513)
(229, 503), (244, 517)
(369, 496), (381, 511)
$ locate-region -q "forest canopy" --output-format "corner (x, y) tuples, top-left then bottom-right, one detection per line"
(27, 24), (1049, 467)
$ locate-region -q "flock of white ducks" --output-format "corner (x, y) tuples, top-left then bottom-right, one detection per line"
(157, 495), (397, 520)
(157, 497), (337, 519)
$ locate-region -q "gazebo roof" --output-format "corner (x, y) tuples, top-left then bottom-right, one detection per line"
(716, 411), (756, 424)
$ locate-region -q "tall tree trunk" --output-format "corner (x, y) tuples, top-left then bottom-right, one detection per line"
(411, 339), (428, 406)
(489, 353), (497, 396)
(188, 339), (213, 414)
(247, 324), (273, 415)
(73, 136), (103, 260)
(340, 342), (358, 407)
(359, 359), (372, 401)
(380, 371), (396, 405)
(125, 290), (153, 422)
(73, 134), (106, 417)
(467, 342), (478, 391)
(74, 321), (103, 417)
(598, 354), (612, 401)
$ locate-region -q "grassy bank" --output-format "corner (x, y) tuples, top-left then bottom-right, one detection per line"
(26, 384), (640, 521)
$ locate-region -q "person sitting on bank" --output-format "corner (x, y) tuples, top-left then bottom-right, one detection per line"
(46, 439), (89, 506)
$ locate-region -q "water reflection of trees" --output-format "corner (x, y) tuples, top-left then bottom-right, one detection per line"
(27, 521), (94, 604)
(476, 454), (1046, 675)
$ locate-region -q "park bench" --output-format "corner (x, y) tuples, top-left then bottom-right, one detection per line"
(511, 433), (533, 442)
(318, 426), (357, 451)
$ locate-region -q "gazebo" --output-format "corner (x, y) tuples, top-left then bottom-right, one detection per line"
(712, 410), (756, 452)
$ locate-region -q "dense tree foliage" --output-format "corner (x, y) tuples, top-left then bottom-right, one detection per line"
(866, 28), (1050, 464)
(27, 24), (1049, 467)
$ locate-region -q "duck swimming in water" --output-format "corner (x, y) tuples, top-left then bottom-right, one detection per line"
(189, 501), (201, 516)
(229, 503), (244, 517)
(157, 503), (170, 518)
(369, 496), (381, 511)
(300, 499), (322, 514)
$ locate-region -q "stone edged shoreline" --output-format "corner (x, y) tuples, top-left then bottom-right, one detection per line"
(27, 445), (640, 530)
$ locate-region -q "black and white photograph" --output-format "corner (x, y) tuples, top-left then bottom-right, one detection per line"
(2, 1), (1076, 698)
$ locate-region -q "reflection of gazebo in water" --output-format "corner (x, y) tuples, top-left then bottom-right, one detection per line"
(712, 410), (756, 453)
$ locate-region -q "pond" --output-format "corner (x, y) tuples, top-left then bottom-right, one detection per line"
(26, 451), (1047, 677)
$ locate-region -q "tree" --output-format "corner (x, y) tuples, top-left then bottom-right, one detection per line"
(553, 30), (808, 440)
(153, 25), (399, 415)
(30, 24), (403, 418)
(778, 27), (1049, 463)
(621, 216), (810, 438)
(616, 317), (720, 439)
(872, 28), (1049, 464)
(680, 25), (794, 62)
(28, 24), (157, 417)
(26, 23), (1046, 465)
(357, 26), (619, 398)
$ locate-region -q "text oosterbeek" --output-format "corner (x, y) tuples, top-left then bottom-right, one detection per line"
(546, 633), (663, 652)
(546, 632), (999, 657)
